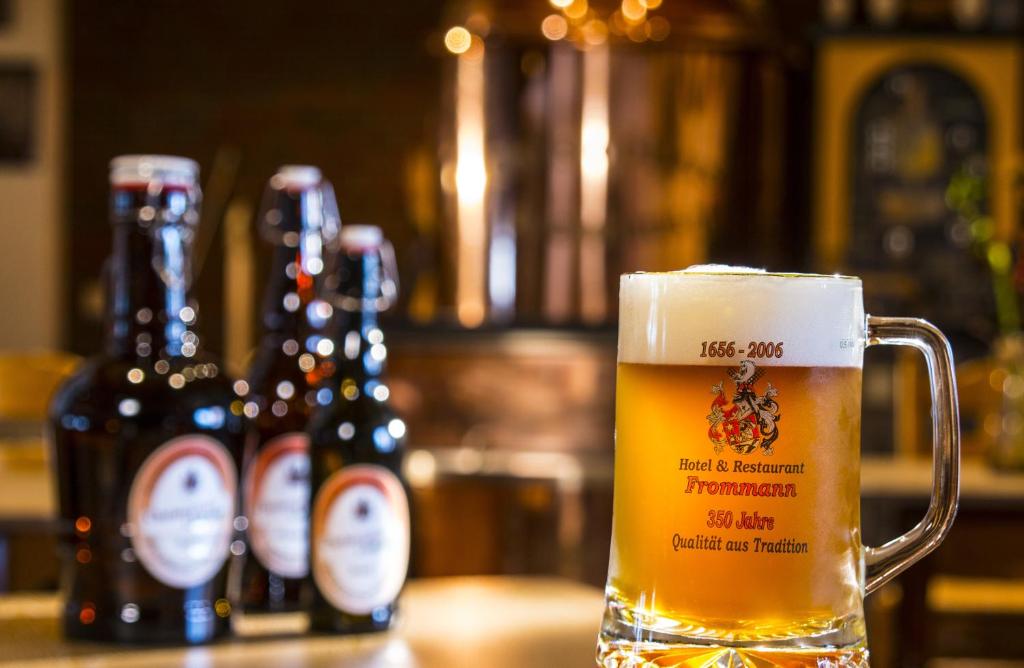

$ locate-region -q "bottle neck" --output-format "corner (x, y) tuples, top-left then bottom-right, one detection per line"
(258, 181), (335, 341)
(261, 244), (315, 338)
(106, 186), (200, 359)
(329, 250), (385, 381)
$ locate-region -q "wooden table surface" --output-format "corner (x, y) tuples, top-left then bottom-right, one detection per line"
(0, 576), (604, 667)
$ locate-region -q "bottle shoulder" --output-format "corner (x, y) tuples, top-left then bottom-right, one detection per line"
(48, 353), (243, 432)
(308, 397), (404, 462)
(308, 395), (396, 430)
(247, 337), (315, 395)
(49, 354), (125, 414)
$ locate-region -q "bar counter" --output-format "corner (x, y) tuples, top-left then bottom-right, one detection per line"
(0, 576), (603, 667)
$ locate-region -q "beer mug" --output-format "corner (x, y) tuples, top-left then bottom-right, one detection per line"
(597, 268), (959, 667)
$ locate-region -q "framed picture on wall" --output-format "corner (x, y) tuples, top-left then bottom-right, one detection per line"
(0, 64), (36, 163)
(813, 36), (1023, 457)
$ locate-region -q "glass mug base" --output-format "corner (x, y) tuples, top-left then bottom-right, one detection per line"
(597, 590), (869, 667)
(596, 642), (869, 668)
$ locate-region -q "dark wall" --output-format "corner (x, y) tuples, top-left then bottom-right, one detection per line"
(64, 1), (826, 353)
(66, 0), (444, 354)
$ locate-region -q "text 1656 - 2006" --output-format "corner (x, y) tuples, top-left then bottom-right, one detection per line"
(699, 341), (784, 359)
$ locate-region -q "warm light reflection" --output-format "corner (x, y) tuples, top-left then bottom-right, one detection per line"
(564, 0), (589, 20)
(545, 0), (666, 47)
(581, 18), (609, 45)
(405, 449), (436, 487)
(626, 20), (647, 42)
(541, 14), (569, 41)
(463, 34), (485, 62)
(444, 26), (472, 55)
(621, 0), (647, 22)
(454, 45), (488, 328)
(579, 43), (610, 323)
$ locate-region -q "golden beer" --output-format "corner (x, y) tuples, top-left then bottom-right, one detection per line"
(611, 363), (863, 635)
(598, 268), (960, 667)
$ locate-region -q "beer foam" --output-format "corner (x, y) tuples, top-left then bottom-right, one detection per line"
(619, 267), (865, 367)
(681, 264), (766, 274)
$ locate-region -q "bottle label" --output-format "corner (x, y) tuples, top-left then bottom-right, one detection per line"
(244, 432), (310, 578)
(127, 435), (237, 589)
(312, 464), (410, 615)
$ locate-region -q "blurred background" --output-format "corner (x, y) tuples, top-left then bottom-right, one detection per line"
(2, 0), (1024, 665)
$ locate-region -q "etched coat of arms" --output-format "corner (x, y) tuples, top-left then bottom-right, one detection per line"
(706, 360), (781, 456)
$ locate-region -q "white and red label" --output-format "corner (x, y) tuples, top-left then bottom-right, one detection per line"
(127, 435), (236, 589)
(244, 432), (310, 578)
(312, 464), (410, 615)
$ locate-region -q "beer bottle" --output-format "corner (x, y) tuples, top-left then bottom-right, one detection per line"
(307, 225), (410, 633)
(48, 155), (245, 643)
(234, 166), (339, 613)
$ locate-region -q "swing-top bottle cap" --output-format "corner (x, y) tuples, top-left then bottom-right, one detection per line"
(273, 165), (322, 190)
(339, 224), (383, 251)
(109, 155), (198, 187)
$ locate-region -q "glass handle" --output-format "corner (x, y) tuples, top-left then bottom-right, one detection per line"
(863, 316), (961, 595)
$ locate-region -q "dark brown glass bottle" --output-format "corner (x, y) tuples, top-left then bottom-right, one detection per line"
(48, 156), (245, 643)
(233, 166), (339, 613)
(307, 225), (410, 633)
